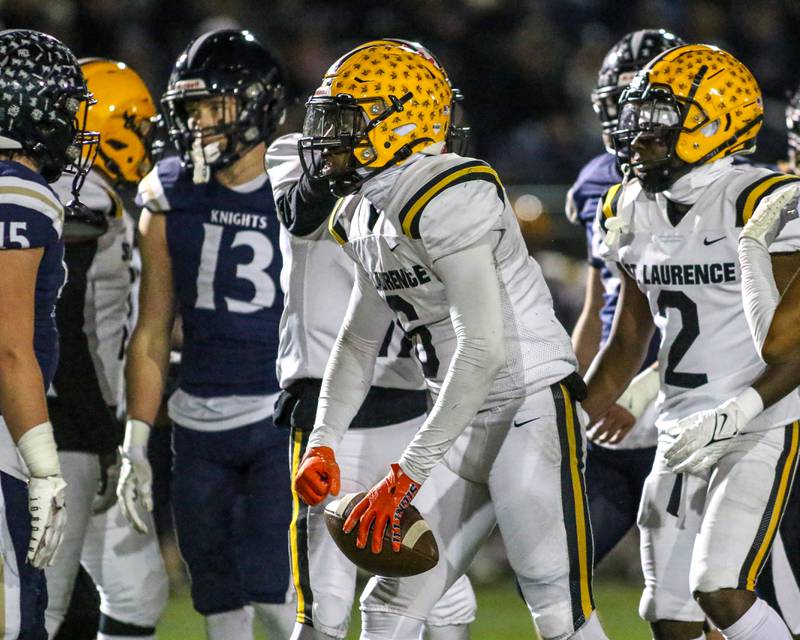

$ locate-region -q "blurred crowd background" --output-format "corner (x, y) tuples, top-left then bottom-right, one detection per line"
(6, 0), (800, 185)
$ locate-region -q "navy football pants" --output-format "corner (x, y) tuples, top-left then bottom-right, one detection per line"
(1, 471), (47, 639)
(585, 442), (656, 565)
(171, 418), (292, 615)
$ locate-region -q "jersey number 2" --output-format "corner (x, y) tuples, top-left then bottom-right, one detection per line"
(657, 290), (708, 388)
(195, 223), (276, 313)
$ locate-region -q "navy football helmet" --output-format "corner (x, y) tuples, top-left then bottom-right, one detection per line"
(161, 29), (286, 181)
(592, 29), (684, 153)
(0, 29), (98, 184)
(787, 83), (800, 171)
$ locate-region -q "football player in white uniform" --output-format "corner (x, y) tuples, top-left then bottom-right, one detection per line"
(45, 59), (168, 640)
(734, 81), (800, 639)
(583, 44), (800, 640)
(267, 40), (476, 640)
(292, 41), (609, 640)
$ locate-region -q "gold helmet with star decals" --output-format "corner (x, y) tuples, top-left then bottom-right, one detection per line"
(613, 44), (763, 192)
(299, 41), (452, 195)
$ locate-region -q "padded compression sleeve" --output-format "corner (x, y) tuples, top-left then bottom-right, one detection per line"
(399, 235), (505, 483)
(308, 265), (394, 449)
(739, 236), (780, 354)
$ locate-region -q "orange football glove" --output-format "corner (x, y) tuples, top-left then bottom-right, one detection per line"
(294, 446), (341, 506)
(343, 463), (421, 554)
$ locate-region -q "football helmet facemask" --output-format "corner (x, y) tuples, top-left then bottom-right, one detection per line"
(613, 44), (763, 193)
(592, 29), (684, 154)
(0, 29), (99, 186)
(787, 83), (800, 172)
(299, 42), (452, 196)
(162, 29), (286, 183)
(79, 59), (157, 187)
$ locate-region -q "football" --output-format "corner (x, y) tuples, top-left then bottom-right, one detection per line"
(324, 492), (439, 577)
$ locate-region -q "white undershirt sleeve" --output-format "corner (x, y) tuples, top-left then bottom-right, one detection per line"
(398, 234), (506, 483)
(739, 236), (780, 355)
(308, 263), (394, 450)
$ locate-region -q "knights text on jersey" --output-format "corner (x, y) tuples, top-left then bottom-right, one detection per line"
(138, 156), (283, 398)
(332, 153), (576, 405)
(598, 164), (800, 432)
(0, 161), (65, 387)
(266, 134), (423, 391)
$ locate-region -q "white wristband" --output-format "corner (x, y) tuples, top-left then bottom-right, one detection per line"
(737, 387), (764, 423)
(123, 419), (152, 458)
(17, 421), (60, 478)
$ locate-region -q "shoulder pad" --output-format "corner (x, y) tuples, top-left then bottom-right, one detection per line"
(136, 158), (181, 212)
(598, 182), (623, 232)
(0, 168), (63, 231)
(735, 172), (800, 226)
(328, 195), (361, 245)
(398, 158), (504, 239)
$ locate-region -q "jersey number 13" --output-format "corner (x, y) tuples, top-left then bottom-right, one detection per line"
(195, 223), (276, 313)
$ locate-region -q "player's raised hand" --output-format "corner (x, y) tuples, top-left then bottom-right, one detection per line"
(294, 446), (341, 506)
(117, 419), (153, 534)
(343, 463), (421, 554)
(27, 475), (67, 568)
(741, 184), (800, 247)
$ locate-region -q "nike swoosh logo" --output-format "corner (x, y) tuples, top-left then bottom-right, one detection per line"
(513, 417), (541, 428)
(389, 243), (399, 252)
(711, 413), (729, 442)
(703, 236), (725, 246)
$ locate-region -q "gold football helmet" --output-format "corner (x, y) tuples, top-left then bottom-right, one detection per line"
(613, 44), (763, 192)
(299, 41), (453, 195)
(79, 59), (157, 185)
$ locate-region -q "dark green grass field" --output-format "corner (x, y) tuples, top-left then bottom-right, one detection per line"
(158, 577), (651, 639)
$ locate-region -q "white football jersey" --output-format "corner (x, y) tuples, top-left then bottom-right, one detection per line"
(331, 151), (576, 405)
(266, 134), (423, 391)
(52, 170), (135, 407)
(598, 164), (800, 432)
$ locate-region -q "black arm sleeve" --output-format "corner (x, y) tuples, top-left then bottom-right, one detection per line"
(276, 172), (338, 237)
(49, 241), (120, 454)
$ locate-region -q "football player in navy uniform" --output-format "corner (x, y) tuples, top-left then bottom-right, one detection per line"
(45, 59), (169, 640)
(0, 29), (97, 639)
(566, 29), (683, 564)
(117, 29), (293, 639)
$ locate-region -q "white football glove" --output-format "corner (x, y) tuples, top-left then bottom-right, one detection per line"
(740, 184), (800, 247)
(117, 419), (153, 534)
(27, 476), (67, 568)
(665, 387), (763, 474)
(616, 365), (660, 420)
(16, 422), (68, 568)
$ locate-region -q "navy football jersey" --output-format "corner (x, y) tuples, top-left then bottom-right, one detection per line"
(565, 152), (623, 344)
(0, 161), (65, 387)
(138, 156), (283, 397)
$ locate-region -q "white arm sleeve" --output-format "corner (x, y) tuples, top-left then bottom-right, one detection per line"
(739, 236), (780, 355)
(399, 235), (506, 483)
(308, 264), (394, 450)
